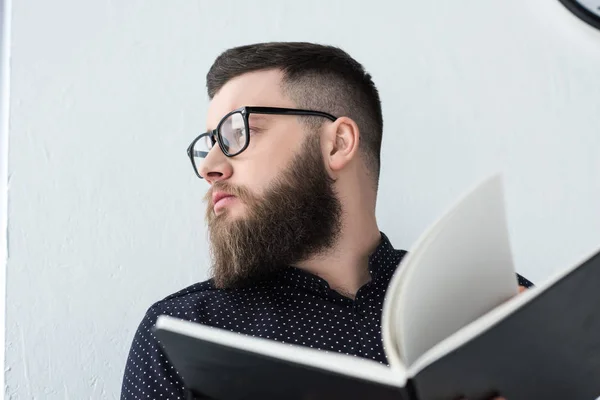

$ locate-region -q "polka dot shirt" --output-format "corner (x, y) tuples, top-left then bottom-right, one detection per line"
(120, 231), (533, 399)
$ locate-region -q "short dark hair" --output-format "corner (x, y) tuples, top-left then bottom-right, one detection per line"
(206, 42), (383, 191)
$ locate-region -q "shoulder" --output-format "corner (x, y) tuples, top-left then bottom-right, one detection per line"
(142, 278), (269, 325)
(144, 279), (221, 323)
(121, 282), (222, 399)
(125, 280), (220, 365)
(161, 279), (218, 303)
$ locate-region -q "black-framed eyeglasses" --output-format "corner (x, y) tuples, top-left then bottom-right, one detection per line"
(187, 106), (338, 179)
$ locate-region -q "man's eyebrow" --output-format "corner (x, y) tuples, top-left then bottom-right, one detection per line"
(248, 114), (270, 123)
(204, 112), (272, 131)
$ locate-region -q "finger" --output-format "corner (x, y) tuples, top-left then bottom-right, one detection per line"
(518, 285), (527, 293)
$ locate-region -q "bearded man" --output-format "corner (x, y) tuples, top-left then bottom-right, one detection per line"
(120, 42), (532, 400)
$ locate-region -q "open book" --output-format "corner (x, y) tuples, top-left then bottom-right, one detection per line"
(154, 175), (600, 400)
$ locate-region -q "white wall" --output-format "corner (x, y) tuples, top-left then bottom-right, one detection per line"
(5, 0), (600, 398)
(1, 0), (10, 398)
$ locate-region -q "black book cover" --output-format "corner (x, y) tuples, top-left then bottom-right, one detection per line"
(156, 326), (415, 400)
(156, 248), (600, 400)
(412, 249), (600, 400)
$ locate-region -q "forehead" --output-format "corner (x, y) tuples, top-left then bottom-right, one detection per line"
(206, 69), (296, 129)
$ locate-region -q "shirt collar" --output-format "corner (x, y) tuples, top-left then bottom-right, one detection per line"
(367, 231), (405, 282)
(273, 231), (406, 294)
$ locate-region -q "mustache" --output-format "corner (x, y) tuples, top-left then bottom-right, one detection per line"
(203, 181), (254, 206)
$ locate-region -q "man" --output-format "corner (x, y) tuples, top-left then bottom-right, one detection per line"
(120, 42), (532, 399)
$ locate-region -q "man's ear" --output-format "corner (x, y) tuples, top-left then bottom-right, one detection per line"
(322, 116), (360, 176)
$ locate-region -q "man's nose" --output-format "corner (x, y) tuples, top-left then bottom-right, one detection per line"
(198, 144), (233, 183)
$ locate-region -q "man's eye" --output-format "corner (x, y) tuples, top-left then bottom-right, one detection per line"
(231, 129), (245, 145)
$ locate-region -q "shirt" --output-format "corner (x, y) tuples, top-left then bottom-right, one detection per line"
(120, 231), (533, 399)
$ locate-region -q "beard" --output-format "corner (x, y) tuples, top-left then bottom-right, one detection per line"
(203, 132), (343, 289)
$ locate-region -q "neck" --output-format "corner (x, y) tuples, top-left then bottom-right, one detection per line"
(295, 203), (381, 299)
(294, 166), (383, 299)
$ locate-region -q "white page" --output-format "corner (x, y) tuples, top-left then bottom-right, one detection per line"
(155, 315), (407, 388)
(383, 175), (519, 367)
(408, 242), (600, 375)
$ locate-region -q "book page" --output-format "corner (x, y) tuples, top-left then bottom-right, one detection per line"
(408, 243), (600, 376)
(382, 175), (519, 369)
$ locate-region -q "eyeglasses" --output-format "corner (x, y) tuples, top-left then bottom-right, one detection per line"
(187, 106), (338, 179)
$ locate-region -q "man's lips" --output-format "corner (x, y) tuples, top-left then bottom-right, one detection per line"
(212, 192), (236, 210)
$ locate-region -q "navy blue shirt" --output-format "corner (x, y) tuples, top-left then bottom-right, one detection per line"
(120, 232), (533, 399)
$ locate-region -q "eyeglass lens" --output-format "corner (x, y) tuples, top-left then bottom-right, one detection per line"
(191, 111), (247, 174)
